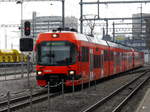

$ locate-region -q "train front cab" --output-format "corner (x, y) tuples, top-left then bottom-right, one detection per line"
(35, 32), (84, 87)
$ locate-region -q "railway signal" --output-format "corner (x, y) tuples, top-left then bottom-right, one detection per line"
(20, 38), (33, 52)
(24, 21), (31, 36)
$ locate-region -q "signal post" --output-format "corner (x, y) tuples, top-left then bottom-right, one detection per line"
(20, 21), (33, 88)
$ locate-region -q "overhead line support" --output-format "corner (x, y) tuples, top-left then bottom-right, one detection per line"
(81, 0), (150, 5)
(81, 17), (150, 21)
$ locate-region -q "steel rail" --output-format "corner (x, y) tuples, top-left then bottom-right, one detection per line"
(0, 90), (47, 107)
(0, 93), (60, 112)
(0, 90), (60, 112)
(81, 71), (148, 112)
(112, 74), (150, 112)
(0, 71), (35, 77)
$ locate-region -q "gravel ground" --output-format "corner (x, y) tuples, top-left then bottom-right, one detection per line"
(15, 67), (150, 112)
(0, 74), (38, 100)
(121, 76), (150, 112)
(49, 72), (149, 112)
(0, 65), (150, 112)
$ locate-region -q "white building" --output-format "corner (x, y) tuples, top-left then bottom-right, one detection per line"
(24, 12), (78, 38)
(132, 13), (150, 40)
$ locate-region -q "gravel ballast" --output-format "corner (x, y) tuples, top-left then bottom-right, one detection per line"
(0, 66), (150, 112)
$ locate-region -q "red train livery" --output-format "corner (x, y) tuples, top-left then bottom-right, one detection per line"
(35, 31), (144, 87)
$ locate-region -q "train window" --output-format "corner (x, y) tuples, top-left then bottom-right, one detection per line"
(129, 53), (132, 62)
(109, 51), (111, 61)
(124, 53), (127, 60)
(99, 55), (101, 67)
(122, 53), (125, 60)
(36, 41), (77, 66)
(94, 55), (101, 68)
(116, 52), (120, 65)
(81, 47), (89, 62)
(110, 51), (114, 61)
(104, 50), (108, 61)
(94, 55), (97, 68)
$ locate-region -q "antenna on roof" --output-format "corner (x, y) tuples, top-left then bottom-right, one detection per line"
(70, 28), (78, 32)
(52, 27), (78, 32)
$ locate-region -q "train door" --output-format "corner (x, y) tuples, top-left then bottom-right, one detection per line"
(101, 50), (104, 78)
(114, 52), (117, 74)
(122, 51), (125, 72)
(120, 52), (122, 72)
(89, 48), (94, 81)
(126, 53), (129, 70)
(116, 52), (120, 73)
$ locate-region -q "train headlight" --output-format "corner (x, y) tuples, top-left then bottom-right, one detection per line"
(37, 71), (42, 75)
(52, 34), (59, 38)
(68, 70), (75, 75)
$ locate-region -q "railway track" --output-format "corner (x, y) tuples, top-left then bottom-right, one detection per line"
(0, 67), (34, 76)
(0, 88), (60, 112)
(81, 70), (150, 112)
(0, 63), (28, 67)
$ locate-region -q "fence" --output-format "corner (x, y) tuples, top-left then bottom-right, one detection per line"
(0, 77), (98, 112)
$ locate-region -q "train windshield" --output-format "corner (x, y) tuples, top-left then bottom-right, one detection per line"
(36, 41), (77, 66)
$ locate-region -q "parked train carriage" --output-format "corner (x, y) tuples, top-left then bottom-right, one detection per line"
(0, 50), (14, 63)
(35, 31), (144, 87)
(0, 49), (27, 63)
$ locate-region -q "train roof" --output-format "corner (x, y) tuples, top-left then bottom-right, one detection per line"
(76, 33), (132, 50)
(38, 31), (134, 51)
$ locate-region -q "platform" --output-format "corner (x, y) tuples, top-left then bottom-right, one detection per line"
(136, 89), (150, 112)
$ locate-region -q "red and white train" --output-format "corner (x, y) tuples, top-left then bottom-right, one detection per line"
(35, 30), (144, 87)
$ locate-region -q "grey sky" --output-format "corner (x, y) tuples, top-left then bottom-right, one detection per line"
(0, 0), (150, 49)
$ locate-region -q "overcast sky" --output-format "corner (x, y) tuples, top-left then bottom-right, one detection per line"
(0, 0), (150, 49)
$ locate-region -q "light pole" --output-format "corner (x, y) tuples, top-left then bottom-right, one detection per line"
(50, 0), (65, 29)
(5, 29), (7, 49)
(16, 0), (25, 80)
(62, 0), (65, 29)
(16, 0), (23, 38)
(80, 0), (83, 33)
